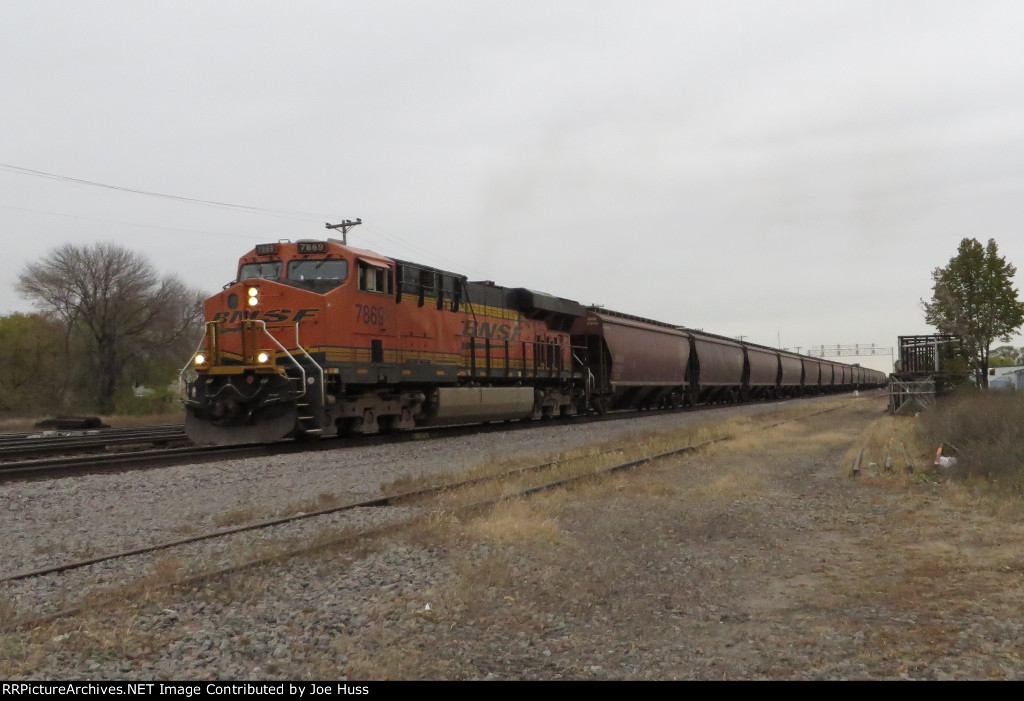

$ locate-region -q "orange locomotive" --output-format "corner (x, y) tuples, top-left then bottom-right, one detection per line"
(182, 236), (590, 445)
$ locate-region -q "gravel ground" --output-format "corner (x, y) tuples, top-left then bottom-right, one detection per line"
(0, 397), (823, 618)
(4, 392), (1022, 680)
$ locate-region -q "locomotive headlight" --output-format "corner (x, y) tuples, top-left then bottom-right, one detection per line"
(247, 286), (259, 307)
(194, 353), (207, 366)
(256, 351), (270, 364)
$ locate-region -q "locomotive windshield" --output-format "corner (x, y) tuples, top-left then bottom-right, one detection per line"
(287, 258), (349, 292)
(239, 261), (282, 281)
(288, 258), (348, 283)
(237, 258), (349, 291)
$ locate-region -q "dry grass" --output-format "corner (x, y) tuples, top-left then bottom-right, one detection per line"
(214, 504), (260, 528)
(0, 609), (164, 677)
(280, 492), (340, 518)
(31, 542), (61, 556)
(463, 497), (567, 546)
(378, 413), (731, 499)
(840, 412), (932, 482)
(393, 400), (869, 558)
(0, 597), (17, 628)
(919, 389), (1024, 492)
(212, 493), (342, 530)
(842, 392), (1024, 522)
(146, 556), (186, 584)
(381, 401), (845, 512)
(101, 411), (186, 428)
(347, 401), (865, 679)
(0, 417), (47, 432)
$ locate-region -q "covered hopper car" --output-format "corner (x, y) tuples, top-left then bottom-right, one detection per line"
(182, 237), (886, 445)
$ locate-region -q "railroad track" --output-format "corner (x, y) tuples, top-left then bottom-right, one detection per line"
(0, 425), (188, 461)
(0, 398), (859, 633)
(0, 392), (881, 484)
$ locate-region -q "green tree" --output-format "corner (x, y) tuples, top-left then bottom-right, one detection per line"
(989, 345), (1021, 368)
(923, 238), (1024, 388)
(0, 313), (72, 414)
(16, 242), (207, 413)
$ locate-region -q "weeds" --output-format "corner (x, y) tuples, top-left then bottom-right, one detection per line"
(147, 556), (185, 585)
(215, 504), (259, 528)
(465, 498), (565, 546)
(0, 596), (17, 627)
(919, 389), (1024, 493)
(280, 493), (339, 518)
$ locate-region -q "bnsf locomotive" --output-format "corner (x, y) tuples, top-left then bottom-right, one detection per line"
(182, 235), (887, 445)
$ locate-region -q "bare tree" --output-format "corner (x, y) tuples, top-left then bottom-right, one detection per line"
(17, 242), (207, 413)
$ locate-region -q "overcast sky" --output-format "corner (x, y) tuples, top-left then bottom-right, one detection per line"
(4, 1), (1024, 374)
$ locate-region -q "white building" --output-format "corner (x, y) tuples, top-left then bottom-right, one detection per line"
(988, 365), (1024, 390)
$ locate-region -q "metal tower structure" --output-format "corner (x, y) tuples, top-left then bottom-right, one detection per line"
(805, 344), (893, 361)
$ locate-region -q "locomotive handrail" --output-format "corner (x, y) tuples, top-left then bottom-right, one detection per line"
(460, 279), (482, 325)
(177, 325), (216, 402)
(252, 320), (308, 401)
(572, 351), (594, 385)
(572, 349), (595, 410)
(290, 322), (325, 407)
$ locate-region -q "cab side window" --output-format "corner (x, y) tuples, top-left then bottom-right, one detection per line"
(358, 262), (392, 294)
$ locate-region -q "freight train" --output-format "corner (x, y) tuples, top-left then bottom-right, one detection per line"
(181, 235), (887, 445)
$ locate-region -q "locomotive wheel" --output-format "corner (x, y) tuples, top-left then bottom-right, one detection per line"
(336, 417), (362, 438)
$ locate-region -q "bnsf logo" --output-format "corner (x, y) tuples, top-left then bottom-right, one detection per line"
(211, 308), (320, 323)
(461, 319), (522, 341)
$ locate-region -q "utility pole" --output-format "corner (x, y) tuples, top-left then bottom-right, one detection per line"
(325, 219), (362, 245)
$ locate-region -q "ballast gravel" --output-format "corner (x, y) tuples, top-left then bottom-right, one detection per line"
(9, 395), (1016, 680)
(3, 399), (811, 580)
(2, 399), (813, 678)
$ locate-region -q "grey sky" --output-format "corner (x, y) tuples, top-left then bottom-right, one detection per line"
(4, 1), (1024, 374)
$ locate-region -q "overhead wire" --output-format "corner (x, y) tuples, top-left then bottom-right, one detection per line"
(0, 160), (484, 275)
(0, 203), (256, 239)
(361, 222), (488, 278)
(0, 162), (343, 220)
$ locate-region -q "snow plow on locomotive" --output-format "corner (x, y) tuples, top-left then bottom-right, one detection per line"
(182, 236), (887, 446)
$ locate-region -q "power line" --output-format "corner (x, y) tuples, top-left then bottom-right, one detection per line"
(361, 222), (488, 278)
(0, 161), (491, 277)
(0, 203), (256, 239)
(0, 162), (344, 220)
